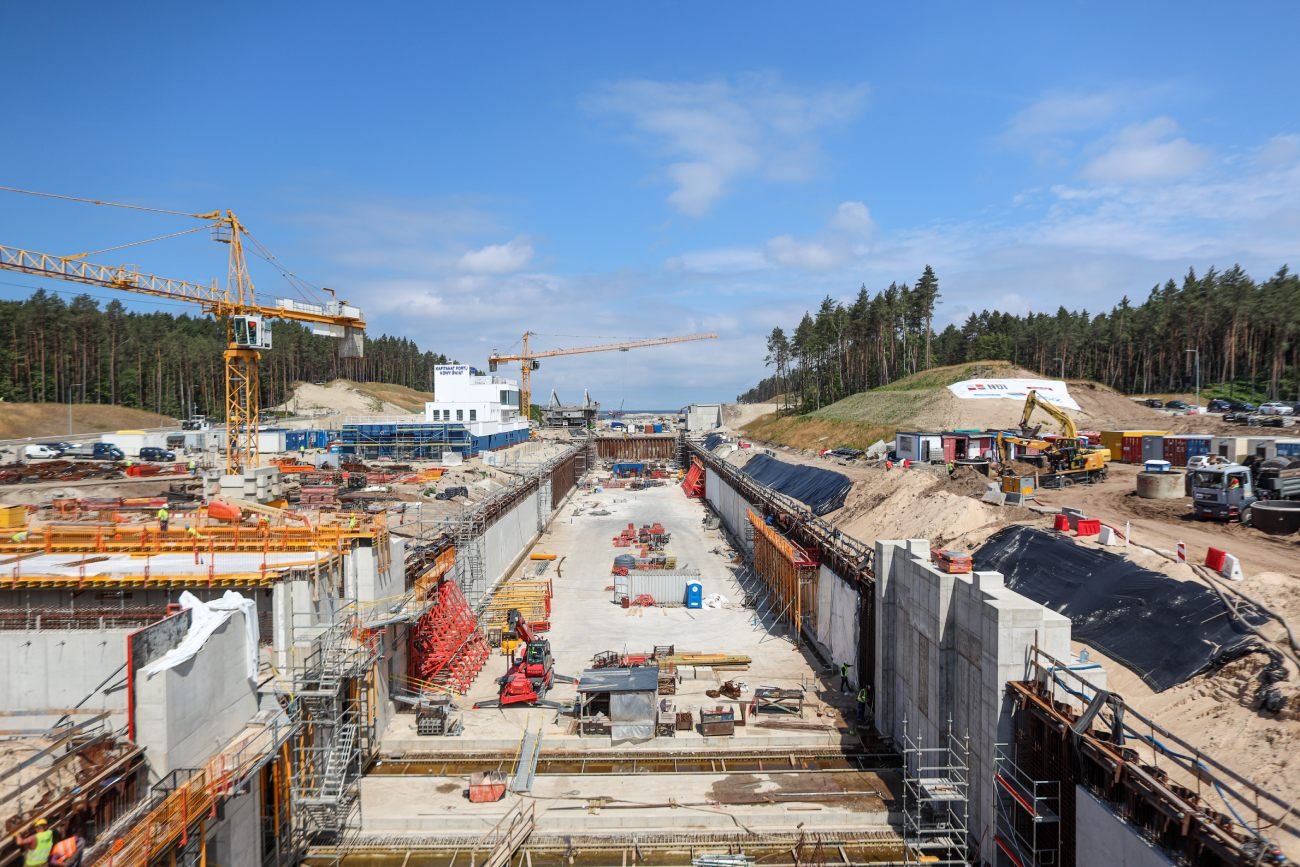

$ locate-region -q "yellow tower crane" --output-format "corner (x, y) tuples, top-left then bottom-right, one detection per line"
(488, 331), (719, 418)
(0, 189), (365, 473)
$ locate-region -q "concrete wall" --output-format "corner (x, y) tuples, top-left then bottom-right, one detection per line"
(874, 538), (1072, 866)
(0, 629), (131, 725)
(482, 490), (540, 593)
(211, 776), (262, 867)
(704, 467), (753, 554)
(1076, 786), (1175, 867)
(685, 404), (722, 431)
(133, 609), (260, 778)
(348, 535), (407, 604)
(813, 565), (859, 687)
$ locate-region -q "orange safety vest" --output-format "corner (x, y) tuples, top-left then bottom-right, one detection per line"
(50, 838), (79, 861)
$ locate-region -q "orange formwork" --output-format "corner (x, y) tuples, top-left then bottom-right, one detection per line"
(747, 509), (819, 647)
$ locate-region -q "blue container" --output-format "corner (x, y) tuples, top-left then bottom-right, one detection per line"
(686, 582), (703, 609)
(653, 424), (664, 433)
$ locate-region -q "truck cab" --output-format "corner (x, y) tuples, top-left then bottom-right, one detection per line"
(1190, 464), (1256, 521)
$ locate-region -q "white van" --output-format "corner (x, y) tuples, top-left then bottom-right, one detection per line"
(24, 444), (61, 459)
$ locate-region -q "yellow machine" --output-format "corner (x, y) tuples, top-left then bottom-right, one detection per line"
(996, 390), (1110, 486)
(0, 188), (365, 473)
(489, 331), (718, 416)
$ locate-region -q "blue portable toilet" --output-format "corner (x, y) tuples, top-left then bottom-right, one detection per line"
(686, 582), (703, 609)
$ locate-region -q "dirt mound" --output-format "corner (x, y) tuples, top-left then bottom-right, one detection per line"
(0, 403), (175, 440)
(274, 380), (429, 417)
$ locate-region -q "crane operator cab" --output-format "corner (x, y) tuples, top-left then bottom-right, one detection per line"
(232, 315), (273, 349)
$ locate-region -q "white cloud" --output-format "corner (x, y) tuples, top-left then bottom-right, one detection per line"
(665, 247), (769, 274)
(587, 75), (868, 216)
(458, 236), (534, 274)
(829, 201), (875, 238)
(1005, 91), (1122, 139)
(1080, 117), (1209, 184)
(765, 236), (842, 271)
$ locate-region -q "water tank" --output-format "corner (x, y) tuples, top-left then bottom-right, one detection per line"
(1136, 471), (1185, 499)
(613, 554), (637, 569)
(685, 582), (703, 609)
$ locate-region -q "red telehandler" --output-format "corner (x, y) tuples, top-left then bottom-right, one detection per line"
(474, 609), (575, 710)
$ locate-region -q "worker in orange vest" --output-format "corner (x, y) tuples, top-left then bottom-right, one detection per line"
(14, 818), (54, 866)
(49, 834), (84, 867)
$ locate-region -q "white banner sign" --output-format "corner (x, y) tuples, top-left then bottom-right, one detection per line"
(947, 379), (1081, 411)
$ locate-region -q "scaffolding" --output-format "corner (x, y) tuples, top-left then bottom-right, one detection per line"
(900, 719), (971, 866)
(993, 745), (1061, 867)
(745, 509), (818, 646)
(289, 606), (382, 853)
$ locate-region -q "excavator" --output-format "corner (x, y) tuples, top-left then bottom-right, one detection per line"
(996, 390), (1110, 487)
(473, 609), (575, 710)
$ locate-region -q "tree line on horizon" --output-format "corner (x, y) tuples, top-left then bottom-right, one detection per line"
(740, 264), (1300, 411)
(0, 290), (451, 418)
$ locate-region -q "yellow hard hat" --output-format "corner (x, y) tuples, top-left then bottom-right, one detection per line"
(34, 818), (47, 827)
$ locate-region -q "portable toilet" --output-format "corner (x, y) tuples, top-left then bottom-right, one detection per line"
(686, 582), (703, 609)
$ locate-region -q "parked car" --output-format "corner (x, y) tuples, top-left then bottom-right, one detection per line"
(1207, 399), (1232, 413)
(139, 446), (177, 462)
(24, 444), (62, 459)
(1258, 402), (1295, 415)
(1142, 398), (1164, 408)
(1165, 400), (1190, 411)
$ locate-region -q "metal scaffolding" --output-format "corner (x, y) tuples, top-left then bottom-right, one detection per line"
(900, 719), (971, 866)
(993, 744), (1061, 867)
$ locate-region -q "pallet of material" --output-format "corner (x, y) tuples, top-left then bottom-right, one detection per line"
(479, 579), (553, 633)
(658, 652), (752, 668)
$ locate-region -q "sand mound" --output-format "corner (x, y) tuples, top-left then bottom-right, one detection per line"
(828, 464), (1007, 549)
(274, 380), (425, 417)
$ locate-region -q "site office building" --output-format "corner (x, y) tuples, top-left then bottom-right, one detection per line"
(424, 365), (531, 451)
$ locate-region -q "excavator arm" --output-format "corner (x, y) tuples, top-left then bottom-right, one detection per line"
(1019, 390), (1079, 440)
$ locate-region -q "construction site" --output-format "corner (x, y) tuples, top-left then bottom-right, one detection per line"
(0, 195), (1296, 867)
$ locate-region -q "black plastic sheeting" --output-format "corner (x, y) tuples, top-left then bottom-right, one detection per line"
(703, 433), (726, 452)
(974, 525), (1269, 692)
(742, 453), (852, 516)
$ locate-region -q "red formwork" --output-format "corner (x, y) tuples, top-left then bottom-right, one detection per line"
(409, 579), (489, 693)
(681, 458), (705, 498)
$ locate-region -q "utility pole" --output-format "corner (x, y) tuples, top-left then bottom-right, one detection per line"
(1053, 357), (1064, 380)
(1185, 348), (1200, 412)
(67, 382), (83, 436)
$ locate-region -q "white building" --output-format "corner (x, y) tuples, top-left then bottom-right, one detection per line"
(423, 365), (530, 451)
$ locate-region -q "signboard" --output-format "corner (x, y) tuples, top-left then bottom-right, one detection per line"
(947, 379), (1081, 411)
(434, 365), (469, 376)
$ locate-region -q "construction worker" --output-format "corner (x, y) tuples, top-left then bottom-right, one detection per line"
(10, 529), (29, 543)
(49, 834), (84, 867)
(156, 505), (170, 532)
(186, 525), (203, 541)
(347, 514), (360, 531)
(14, 818), (54, 866)
(187, 458), (197, 475)
(856, 685), (870, 724)
(838, 662), (851, 693)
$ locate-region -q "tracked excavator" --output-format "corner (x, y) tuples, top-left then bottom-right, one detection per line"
(996, 390), (1110, 488)
(473, 609), (575, 710)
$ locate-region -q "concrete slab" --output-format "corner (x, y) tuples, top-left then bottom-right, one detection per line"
(382, 484), (856, 756)
(358, 769), (897, 836)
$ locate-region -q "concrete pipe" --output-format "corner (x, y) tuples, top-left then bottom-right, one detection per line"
(1136, 471), (1185, 499)
(1249, 500), (1300, 535)
(955, 458), (990, 476)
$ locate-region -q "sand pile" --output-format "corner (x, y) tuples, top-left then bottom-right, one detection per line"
(724, 402), (779, 430)
(274, 380), (419, 417)
(828, 465), (1007, 549)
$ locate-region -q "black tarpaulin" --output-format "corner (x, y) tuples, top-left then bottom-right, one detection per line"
(974, 525), (1267, 692)
(742, 453), (852, 516)
(703, 433), (726, 452)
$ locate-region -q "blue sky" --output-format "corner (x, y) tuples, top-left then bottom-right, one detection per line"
(2, 3), (1298, 407)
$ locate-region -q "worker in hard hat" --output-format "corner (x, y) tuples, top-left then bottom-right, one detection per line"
(856, 685), (870, 724)
(49, 833), (85, 867)
(14, 818), (54, 867)
(187, 458), (197, 475)
(10, 529), (29, 543)
(348, 515), (360, 531)
(186, 525), (203, 541)
(156, 505), (170, 532)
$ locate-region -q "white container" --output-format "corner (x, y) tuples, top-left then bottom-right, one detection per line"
(613, 571), (699, 606)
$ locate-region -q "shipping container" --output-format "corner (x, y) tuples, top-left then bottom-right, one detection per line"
(612, 571), (698, 606)
(1277, 438), (1300, 458)
(1141, 435), (1165, 463)
(1102, 430), (1168, 462)
(895, 432), (944, 463)
(1248, 437), (1300, 460)
(1162, 435), (1212, 467)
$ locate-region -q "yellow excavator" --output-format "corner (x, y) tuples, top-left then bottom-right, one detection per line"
(996, 390), (1109, 487)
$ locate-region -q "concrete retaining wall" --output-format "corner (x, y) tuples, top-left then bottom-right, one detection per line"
(0, 629), (132, 725)
(813, 565), (859, 687)
(874, 538), (1071, 866)
(704, 467), (753, 554)
(483, 490), (541, 594)
(132, 609), (259, 779)
(1076, 786), (1175, 867)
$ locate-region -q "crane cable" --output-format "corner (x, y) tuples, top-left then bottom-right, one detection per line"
(0, 185), (214, 219)
(65, 223), (218, 260)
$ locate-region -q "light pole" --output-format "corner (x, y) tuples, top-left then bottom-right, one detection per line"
(1185, 349), (1200, 412)
(67, 382), (84, 436)
(1053, 357), (1064, 380)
